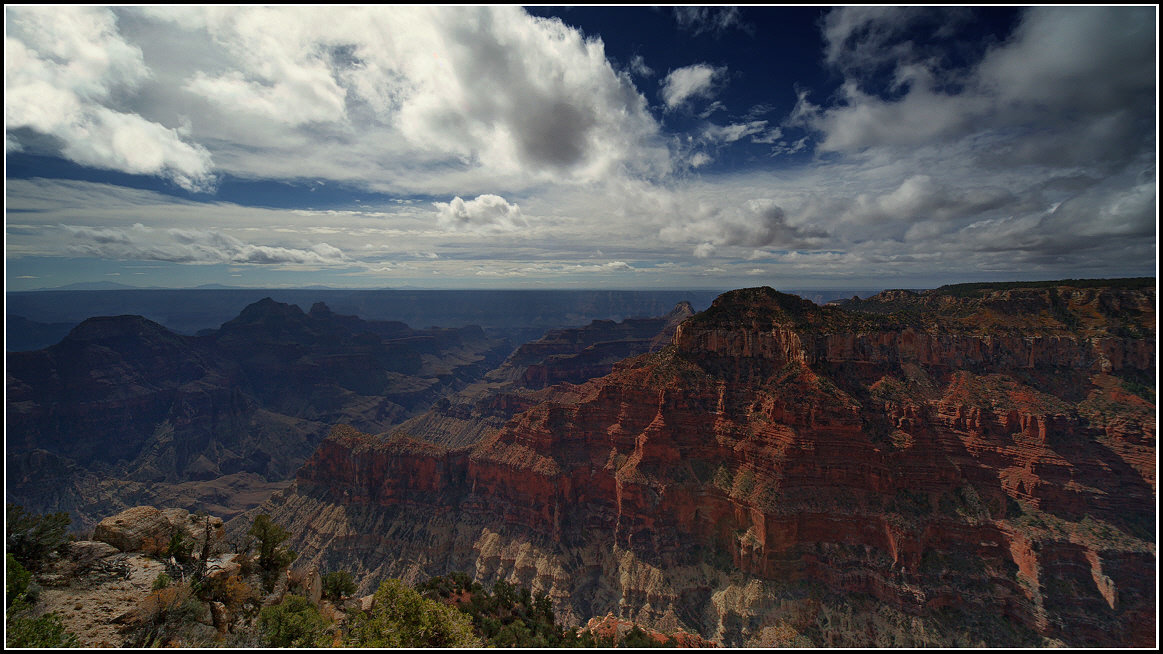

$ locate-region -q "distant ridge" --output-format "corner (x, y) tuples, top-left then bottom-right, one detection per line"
(30, 281), (157, 291)
(930, 277), (1155, 296)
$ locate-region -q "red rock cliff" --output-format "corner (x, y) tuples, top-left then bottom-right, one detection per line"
(277, 282), (1155, 647)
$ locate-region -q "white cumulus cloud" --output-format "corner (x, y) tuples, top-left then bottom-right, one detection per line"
(433, 194), (526, 232)
(5, 6), (215, 191)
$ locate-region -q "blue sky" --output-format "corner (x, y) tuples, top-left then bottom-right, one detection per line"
(5, 6), (1157, 290)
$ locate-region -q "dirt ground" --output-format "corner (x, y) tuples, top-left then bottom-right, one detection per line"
(33, 552), (168, 647)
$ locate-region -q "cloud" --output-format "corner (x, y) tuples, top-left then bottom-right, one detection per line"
(433, 194), (525, 232)
(821, 7), (966, 77)
(142, 6), (669, 190)
(7, 6), (673, 195)
(689, 152), (712, 168)
(696, 101), (726, 119)
(470, 260), (636, 278)
(659, 197), (828, 253)
(703, 121), (774, 144)
(673, 7), (747, 36)
(5, 8), (1155, 290)
(628, 54), (653, 78)
(660, 63), (726, 110)
(5, 7), (216, 191)
(59, 223), (348, 267)
(846, 175), (1015, 230)
(805, 6), (1155, 173)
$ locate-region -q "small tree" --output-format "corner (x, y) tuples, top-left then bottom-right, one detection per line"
(247, 514), (296, 572)
(167, 529), (194, 565)
(322, 570), (357, 601)
(152, 572), (172, 591)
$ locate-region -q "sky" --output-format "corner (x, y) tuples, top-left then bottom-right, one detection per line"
(4, 6), (1158, 291)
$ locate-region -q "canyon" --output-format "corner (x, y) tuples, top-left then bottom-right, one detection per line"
(5, 299), (511, 529)
(250, 280), (1155, 647)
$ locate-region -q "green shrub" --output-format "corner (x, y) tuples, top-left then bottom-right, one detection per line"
(5, 611), (80, 648)
(421, 575), (571, 647)
(6, 504), (70, 570)
(259, 594), (329, 647)
(152, 572), (172, 591)
(167, 529), (194, 565)
(6, 553), (32, 607)
(343, 579), (478, 647)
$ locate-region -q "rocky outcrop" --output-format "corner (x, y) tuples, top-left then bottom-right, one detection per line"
(94, 506), (224, 554)
(581, 613), (719, 647)
(261, 281), (1155, 647)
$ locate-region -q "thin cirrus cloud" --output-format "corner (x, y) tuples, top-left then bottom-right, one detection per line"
(59, 223), (348, 267)
(673, 7), (747, 37)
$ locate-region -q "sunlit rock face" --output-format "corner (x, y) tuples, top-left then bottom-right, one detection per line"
(258, 281), (1155, 647)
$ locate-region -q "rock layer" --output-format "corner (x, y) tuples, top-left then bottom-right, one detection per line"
(252, 281), (1155, 646)
(392, 302), (694, 449)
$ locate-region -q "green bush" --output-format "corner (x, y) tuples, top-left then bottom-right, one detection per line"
(420, 575), (569, 647)
(152, 572), (172, 591)
(322, 570), (357, 601)
(343, 579), (478, 647)
(5, 610), (80, 648)
(6, 504), (70, 570)
(5, 533), (79, 648)
(6, 553), (32, 607)
(259, 594), (329, 647)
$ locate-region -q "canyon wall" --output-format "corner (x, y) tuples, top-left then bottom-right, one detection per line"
(247, 282), (1155, 645)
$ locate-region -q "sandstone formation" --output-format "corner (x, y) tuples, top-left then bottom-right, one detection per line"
(93, 506), (225, 555)
(258, 280), (1155, 647)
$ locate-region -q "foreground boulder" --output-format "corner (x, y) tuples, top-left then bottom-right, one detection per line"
(93, 506), (224, 555)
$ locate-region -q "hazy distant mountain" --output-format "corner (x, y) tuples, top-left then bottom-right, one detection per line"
(32, 281), (157, 291)
(5, 298), (513, 528)
(6, 288), (729, 336)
